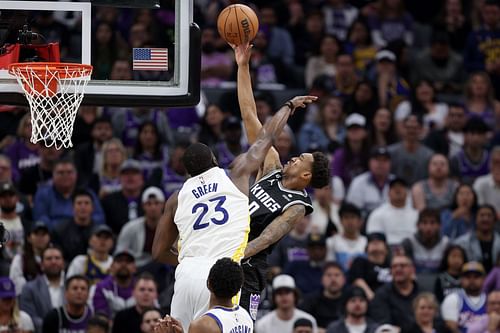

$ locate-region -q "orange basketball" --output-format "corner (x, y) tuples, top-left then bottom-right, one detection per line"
(217, 4), (259, 46)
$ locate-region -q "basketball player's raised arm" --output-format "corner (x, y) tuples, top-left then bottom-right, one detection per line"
(244, 204), (306, 259)
(152, 192), (180, 265)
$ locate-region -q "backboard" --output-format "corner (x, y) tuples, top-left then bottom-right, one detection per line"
(0, 0), (200, 107)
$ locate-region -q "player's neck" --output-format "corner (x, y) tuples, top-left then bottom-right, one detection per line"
(281, 176), (301, 191)
(209, 296), (233, 309)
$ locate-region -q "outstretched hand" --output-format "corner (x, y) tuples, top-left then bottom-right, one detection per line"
(289, 95), (318, 113)
(231, 42), (253, 67)
(154, 315), (184, 333)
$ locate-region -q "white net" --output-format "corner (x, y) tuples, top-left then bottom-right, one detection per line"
(9, 63), (92, 150)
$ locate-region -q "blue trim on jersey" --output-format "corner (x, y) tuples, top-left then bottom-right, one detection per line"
(205, 313), (223, 332)
(213, 305), (239, 312)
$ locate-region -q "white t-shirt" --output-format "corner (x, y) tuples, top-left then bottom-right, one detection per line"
(0, 311), (34, 331)
(366, 203), (418, 245)
(256, 309), (318, 333)
(346, 322), (367, 333)
(66, 254), (113, 278)
(395, 101), (449, 130)
(326, 234), (367, 271)
(2, 216), (24, 260)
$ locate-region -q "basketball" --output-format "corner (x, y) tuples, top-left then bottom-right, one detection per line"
(217, 4), (259, 46)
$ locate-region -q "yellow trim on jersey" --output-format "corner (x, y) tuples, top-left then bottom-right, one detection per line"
(231, 215), (250, 305)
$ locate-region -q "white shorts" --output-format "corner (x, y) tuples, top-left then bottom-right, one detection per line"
(170, 257), (217, 331)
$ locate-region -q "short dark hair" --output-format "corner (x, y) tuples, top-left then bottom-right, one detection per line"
(182, 143), (217, 176)
(92, 116), (112, 128)
(464, 117), (490, 133)
(65, 274), (89, 290)
(339, 202), (361, 218)
(41, 244), (64, 261)
(403, 112), (423, 126)
(477, 204), (497, 218)
(323, 261), (344, 275)
(87, 315), (110, 332)
(438, 244), (467, 272)
(141, 307), (162, 321)
(54, 158), (76, 170)
(310, 152), (330, 188)
(72, 188), (93, 203)
(207, 258), (243, 299)
(418, 208), (441, 224)
(136, 272), (157, 289)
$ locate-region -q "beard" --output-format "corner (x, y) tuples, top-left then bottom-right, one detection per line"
(1, 204), (16, 214)
(115, 269), (131, 281)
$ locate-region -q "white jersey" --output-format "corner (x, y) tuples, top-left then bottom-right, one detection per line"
(204, 306), (254, 333)
(174, 167), (249, 263)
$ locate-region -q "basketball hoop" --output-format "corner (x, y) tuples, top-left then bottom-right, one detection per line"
(8, 62), (93, 149)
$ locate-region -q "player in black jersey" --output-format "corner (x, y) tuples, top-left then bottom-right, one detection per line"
(233, 43), (330, 320)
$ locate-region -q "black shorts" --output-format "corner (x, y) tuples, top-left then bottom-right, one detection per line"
(239, 256), (268, 321)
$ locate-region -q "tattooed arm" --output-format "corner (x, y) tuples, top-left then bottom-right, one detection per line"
(244, 205), (306, 259)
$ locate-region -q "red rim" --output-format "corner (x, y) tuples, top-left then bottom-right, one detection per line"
(8, 62), (93, 79)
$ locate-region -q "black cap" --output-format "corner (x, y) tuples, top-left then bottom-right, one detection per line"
(307, 233), (326, 247)
(0, 182), (17, 195)
(463, 117), (490, 134)
(222, 116), (241, 131)
(431, 30), (450, 44)
(119, 159), (142, 173)
(31, 221), (49, 233)
(370, 147), (391, 159)
(344, 286), (368, 304)
(293, 318), (313, 329)
(92, 225), (114, 237)
(367, 232), (387, 243)
(389, 177), (408, 188)
(113, 249), (135, 261)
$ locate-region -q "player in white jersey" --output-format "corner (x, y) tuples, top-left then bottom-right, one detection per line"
(152, 92), (317, 330)
(155, 258), (253, 333)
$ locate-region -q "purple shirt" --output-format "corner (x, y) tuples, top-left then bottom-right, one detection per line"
(92, 276), (135, 319)
(467, 315), (500, 333)
(4, 140), (40, 182)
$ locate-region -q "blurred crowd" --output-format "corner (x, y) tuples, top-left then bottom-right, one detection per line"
(0, 0), (500, 332)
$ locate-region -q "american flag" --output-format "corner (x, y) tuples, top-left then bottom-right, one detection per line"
(132, 48), (168, 71)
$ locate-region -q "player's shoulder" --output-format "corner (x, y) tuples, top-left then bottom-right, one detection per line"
(189, 315), (221, 333)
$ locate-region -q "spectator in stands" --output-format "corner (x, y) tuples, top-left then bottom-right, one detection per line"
(66, 225), (114, 289)
(468, 290), (500, 333)
(455, 204), (500, 272)
(394, 80), (450, 136)
(345, 19), (377, 72)
(4, 114), (39, 183)
(269, 216), (310, 277)
(411, 154), (458, 211)
(434, 244), (467, 302)
(366, 178), (418, 247)
(257, 275), (317, 333)
(299, 262), (345, 329)
(346, 147), (393, 218)
(286, 234), (327, 295)
(92, 249), (136, 320)
(91, 138), (126, 197)
(101, 159), (144, 234)
(293, 318), (314, 333)
(366, 0), (414, 47)
(73, 106), (99, 148)
(140, 307), (162, 333)
(450, 117), (491, 184)
(326, 286), (379, 333)
(214, 116), (247, 169)
(0, 155), (13, 184)
(388, 113), (434, 185)
(0, 277), (34, 333)
(246, 31), (287, 86)
(310, 186), (341, 236)
(19, 144), (63, 198)
(367, 108), (398, 148)
(464, 0), (500, 98)
(92, 21), (128, 80)
(441, 184), (478, 240)
(291, 10), (325, 67)
(0, 182), (27, 267)
(305, 35), (340, 89)
(473, 146), (500, 218)
(10, 222), (50, 295)
(275, 125), (296, 164)
(370, 255), (420, 332)
(200, 27), (233, 88)
(349, 233), (392, 300)
(117, 186), (164, 268)
(326, 203), (366, 271)
(86, 315), (109, 333)
(52, 189), (99, 263)
(259, 5), (295, 67)
(411, 30), (465, 95)
(441, 261), (487, 333)
(322, 0), (358, 41)
(465, 72), (500, 130)
(112, 273), (158, 333)
(133, 121), (168, 181)
(298, 95), (346, 153)
(74, 117), (113, 189)
(408, 293), (449, 333)
(197, 103), (225, 149)
(370, 50), (410, 111)
(331, 53), (359, 100)
(345, 81), (379, 122)
(42, 275), (93, 333)
(434, 0), (471, 52)
(402, 208), (449, 273)
(110, 59), (132, 81)
(156, 143), (188, 199)
(332, 113), (370, 189)
(20, 245), (65, 333)
(33, 159), (104, 229)
(424, 103), (467, 158)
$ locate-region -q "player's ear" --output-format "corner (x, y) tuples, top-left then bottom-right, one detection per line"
(301, 171), (312, 181)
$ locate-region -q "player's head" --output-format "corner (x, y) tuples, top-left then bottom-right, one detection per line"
(283, 151), (330, 189)
(182, 143), (218, 176)
(207, 258), (243, 300)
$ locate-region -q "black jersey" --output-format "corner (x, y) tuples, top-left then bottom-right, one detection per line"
(248, 169), (313, 257)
